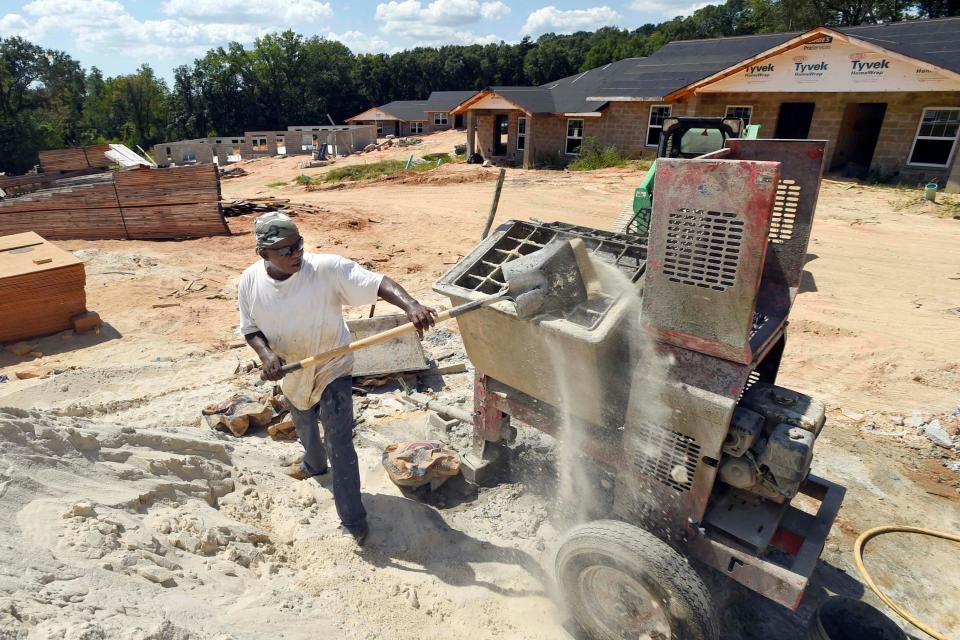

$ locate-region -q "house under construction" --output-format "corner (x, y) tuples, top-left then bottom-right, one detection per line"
(155, 124), (378, 166)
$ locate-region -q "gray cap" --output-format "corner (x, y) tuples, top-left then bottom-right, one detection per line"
(254, 211), (299, 251)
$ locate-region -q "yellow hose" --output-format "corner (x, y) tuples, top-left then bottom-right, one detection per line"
(853, 525), (960, 640)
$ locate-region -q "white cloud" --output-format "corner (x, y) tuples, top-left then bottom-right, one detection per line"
(375, 0), (509, 41)
(327, 30), (390, 53)
(630, 0), (710, 18)
(162, 0), (332, 24)
(0, 13), (30, 34)
(521, 5), (621, 36)
(5, 0), (334, 61)
(413, 31), (502, 46)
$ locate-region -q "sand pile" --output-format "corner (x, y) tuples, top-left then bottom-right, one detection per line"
(0, 408), (246, 639)
(0, 398), (566, 639)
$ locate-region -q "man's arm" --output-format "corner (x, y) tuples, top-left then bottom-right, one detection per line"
(244, 331), (285, 381)
(378, 276), (437, 335)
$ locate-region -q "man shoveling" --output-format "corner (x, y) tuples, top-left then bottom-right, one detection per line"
(238, 211), (435, 546)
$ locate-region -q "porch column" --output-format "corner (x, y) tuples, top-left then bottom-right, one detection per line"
(466, 110), (476, 157)
(947, 152), (960, 193)
(522, 114), (533, 169)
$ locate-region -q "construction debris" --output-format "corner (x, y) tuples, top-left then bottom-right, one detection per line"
(5, 342), (34, 357)
(105, 144), (155, 168)
(0, 165), (229, 240)
(222, 199), (287, 216)
(381, 441), (461, 490)
(0, 232), (87, 343)
(202, 392), (281, 437)
(296, 160), (332, 169)
(219, 167), (248, 179)
(267, 415), (297, 440)
(357, 136), (423, 154)
(71, 310), (102, 333)
(923, 420), (957, 449)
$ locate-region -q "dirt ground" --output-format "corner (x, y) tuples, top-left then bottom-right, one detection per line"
(0, 129), (958, 639)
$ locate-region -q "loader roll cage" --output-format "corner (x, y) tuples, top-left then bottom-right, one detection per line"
(628, 117), (760, 237)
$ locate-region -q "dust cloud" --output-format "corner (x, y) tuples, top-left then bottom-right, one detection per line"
(544, 256), (676, 524)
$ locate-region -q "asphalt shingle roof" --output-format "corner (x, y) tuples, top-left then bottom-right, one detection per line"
(589, 17), (960, 101)
(486, 86), (557, 114)
(841, 18), (960, 74)
(426, 91), (477, 111)
(590, 32), (798, 101)
(378, 100), (430, 121)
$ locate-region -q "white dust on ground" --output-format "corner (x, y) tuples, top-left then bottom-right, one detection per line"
(0, 355), (569, 639)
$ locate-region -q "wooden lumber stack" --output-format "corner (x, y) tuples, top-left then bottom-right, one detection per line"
(0, 165), (229, 240)
(0, 232), (87, 343)
(38, 144), (112, 173)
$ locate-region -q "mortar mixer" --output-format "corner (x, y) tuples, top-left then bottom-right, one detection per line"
(434, 139), (845, 640)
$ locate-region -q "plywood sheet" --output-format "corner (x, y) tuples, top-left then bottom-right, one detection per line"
(0, 232), (86, 342)
(0, 232), (82, 280)
(347, 314), (429, 378)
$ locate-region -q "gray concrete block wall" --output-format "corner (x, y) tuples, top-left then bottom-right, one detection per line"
(426, 112), (453, 132)
(694, 90), (960, 188)
(241, 131), (288, 157)
(156, 125), (378, 165)
(285, 125), (378, 153)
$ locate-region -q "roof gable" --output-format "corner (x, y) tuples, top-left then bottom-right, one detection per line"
(590, 17), (960, 101)
(346, 107), (403, 122)
(668, 24), (960, 98)
(840, 18), (960, 75)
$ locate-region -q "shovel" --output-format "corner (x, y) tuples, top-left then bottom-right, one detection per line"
(263, 238), (599, 380)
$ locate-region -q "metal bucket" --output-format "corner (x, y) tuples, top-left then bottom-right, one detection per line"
(809, 597), (907, 640)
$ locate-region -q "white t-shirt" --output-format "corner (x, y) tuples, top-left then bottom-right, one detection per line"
(238, 253), (383, 410)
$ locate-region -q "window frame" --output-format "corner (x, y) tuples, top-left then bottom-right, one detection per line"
(907, 106), (960, 168)
(724, 105), (753, 127)
(646, 105), (672, 148)
(433, 112), (448, 126)
(517, 117), (527, 151)
(565, 118), (584, 156)
(376, 122), (383, 136)
(410, 121), (424, 134)
(251, 136), (268, 153)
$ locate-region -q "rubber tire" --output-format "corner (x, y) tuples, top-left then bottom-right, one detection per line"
(555, 520), (718, 640)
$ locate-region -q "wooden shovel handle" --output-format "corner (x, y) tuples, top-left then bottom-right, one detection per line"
(263, 294), (506, 380)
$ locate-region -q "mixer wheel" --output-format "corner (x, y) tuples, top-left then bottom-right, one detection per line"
(555, 520), (717, 640)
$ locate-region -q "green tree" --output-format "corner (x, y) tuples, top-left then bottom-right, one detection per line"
(0, 37), (85, 174)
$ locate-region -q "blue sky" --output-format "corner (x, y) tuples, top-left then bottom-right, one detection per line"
(0, 0), (706, 81)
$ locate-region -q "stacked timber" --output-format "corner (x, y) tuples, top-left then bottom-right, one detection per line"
(0, 232), (87, 343)
(114, 165), (227, 239)
(39, 144), (112, 173)
(0, 165), (229, 240)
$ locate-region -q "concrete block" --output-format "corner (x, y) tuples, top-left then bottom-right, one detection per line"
(71, 311), (101, 333)
(460, 447), (500, 486)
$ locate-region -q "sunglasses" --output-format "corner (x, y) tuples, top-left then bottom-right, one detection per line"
(273, 237), (304, 257)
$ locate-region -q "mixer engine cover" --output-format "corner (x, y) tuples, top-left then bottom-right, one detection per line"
(718, 383), (825, 502)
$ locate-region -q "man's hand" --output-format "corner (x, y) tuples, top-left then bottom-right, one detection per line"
(406, 301), (437, 337)
(377, 277), (438, 338)
(260, 350), (286, 381)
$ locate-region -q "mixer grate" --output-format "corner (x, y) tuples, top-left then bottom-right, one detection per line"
(453, 221), (647, 296)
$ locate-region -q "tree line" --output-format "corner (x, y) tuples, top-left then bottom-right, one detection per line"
(1, 0), (956, 174)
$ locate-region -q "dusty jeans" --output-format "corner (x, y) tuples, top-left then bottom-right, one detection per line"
(286, 376), (367, 534)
